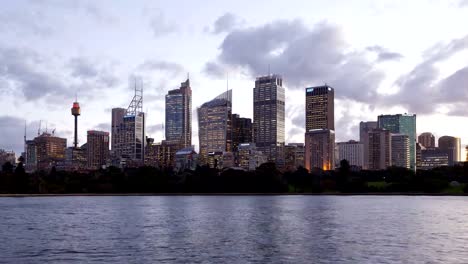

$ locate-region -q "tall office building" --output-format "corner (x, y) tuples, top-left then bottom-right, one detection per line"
(111, 108), (125, 152)
(418, 132), (435, 148)
(111, 79), (145, 166)
(165, 78), (192, 148)
(232, 114), (253, 152)
(305, 129), (335, 171)
(336, 140), (364, 169)
(368, 128), (391, 170)
(378, 114), (416, 170)
(87, 130), (110, 170)
(306, 85), (334, 131)
(359, 121), (377, 169)
(253, 74), (285, 161)
(198, 90), (232, 164)
(438, 136), (461, 166)
(391, 134), (410, 169)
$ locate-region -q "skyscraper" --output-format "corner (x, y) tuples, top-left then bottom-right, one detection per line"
(198, 89), (232, 164)
(305, 129), (335, 171)
(232, 114), (252, 152)
(111, 108), (125, 152)
(368, 128), (391, 170)
(87, 130), (110, 170)
(418, 132), (435, 148)
(438, 136), (461, 166)
(165, 78), (192, 148)
(378, 114), (416, 170)
(391, 134), (410, 169)
(111, 79), (145, 166)
(306, 85), (334, 131)
(253, 74), (285, 161)
(359, 121), (377, 170)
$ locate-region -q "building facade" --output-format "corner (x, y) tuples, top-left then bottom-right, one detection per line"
(367, 129), (391, 170)
(305, 129), (335, 171)
(165, 78), (192, 148)
(306, 85), (334, 131)
(253, 74), (285, 161)
(336, 140), (364, 169)
(418, 132), (435, 148)
(237, 143), (267, 171)
(378, 114), (416, 170)
(87, 130), (110, 170)
(391, 134), (410, 169)
(197, 90), (232, 164)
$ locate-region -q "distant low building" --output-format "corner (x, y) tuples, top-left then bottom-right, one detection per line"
(419, 148), (449, 170)
(175, 147), (198, 172)
(0, 149), (16, 169)
(237, 143), (267, 171)
(284, 143), (305, 170)
(336, 140), (364, 169)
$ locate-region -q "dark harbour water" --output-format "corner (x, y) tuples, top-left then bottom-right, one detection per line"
(1, 196), (468, 264)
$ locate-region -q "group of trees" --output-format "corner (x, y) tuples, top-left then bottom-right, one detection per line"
(1, 160), (468, 194)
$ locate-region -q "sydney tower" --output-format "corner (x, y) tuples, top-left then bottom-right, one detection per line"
(71, 99), (81, 149)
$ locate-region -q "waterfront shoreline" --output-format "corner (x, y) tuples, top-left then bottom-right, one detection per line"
(1, 193), (467, 197)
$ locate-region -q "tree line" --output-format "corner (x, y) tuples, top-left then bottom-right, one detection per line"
(1, 160), (468, 194)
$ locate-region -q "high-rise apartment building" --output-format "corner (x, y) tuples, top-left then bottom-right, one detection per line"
(232, 114), (252, 152)
(87, 130), (110, 170)
(253, 74), (285, 161)
(306, 85), (334, 131)
(198, 90), (232, 164)
(336, 140), (364, 169)
(391, 134), (410, 169)
(367, 128), (391, 170)
(418, 132), (435, 148)
(165, 78), (192, 148)
(378, 114), (416, 170)
(305, 129), (335, 171)
(438, 136), (461, 166)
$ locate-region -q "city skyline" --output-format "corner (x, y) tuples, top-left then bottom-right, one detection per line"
(1, 1), (468, 159)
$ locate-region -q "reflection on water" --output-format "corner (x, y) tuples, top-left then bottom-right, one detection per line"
(1, 196), (468, 263)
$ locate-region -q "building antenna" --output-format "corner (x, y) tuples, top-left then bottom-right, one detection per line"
(38, 120), (42, 136)
(45, 121), (48, 133)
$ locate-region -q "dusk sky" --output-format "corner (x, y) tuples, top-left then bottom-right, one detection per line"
(1, 0), (468, 159)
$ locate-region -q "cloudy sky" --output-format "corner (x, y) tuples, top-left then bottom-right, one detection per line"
(1, 0), (468, 159)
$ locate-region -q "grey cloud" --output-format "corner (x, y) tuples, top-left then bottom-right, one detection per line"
(206, 20), (385, 103)
(0, 47), (68, 100)
(387, 35), (468, 114)
(366, 45), (403, 62)
(149, 10), (177, 38)
(212, 13), (243, 34)
(459, 0), (468, 7)
(138, 60), (184, 76)
(203, 62), (227, 77)
(0, 46), (121, 101)
(69, 58), (99, 78)
(147, 124), (164, 136)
